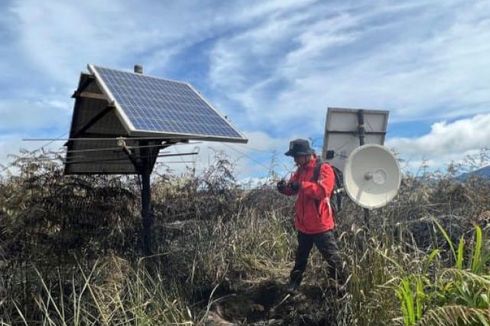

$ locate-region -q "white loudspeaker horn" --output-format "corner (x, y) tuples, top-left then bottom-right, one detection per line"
(344, 144), (401, 209)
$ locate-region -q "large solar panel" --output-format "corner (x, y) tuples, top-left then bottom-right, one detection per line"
(89, 65), (246, 142)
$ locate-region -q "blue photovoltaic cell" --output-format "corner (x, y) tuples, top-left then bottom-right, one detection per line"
(92, 66), (243, 139)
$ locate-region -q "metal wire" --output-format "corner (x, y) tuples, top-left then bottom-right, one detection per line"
(64, 141), (200, 155)
(23, 135), (229, 142)
(66, 146), (167, 154)
(222, 143), (296, 182)
(64, 152), (198, 165)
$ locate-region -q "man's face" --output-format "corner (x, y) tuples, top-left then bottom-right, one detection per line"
(294, 154), (311, 167)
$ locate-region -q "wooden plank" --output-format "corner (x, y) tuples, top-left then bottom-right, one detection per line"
(76, 91), (108, 101)
(71, 106), (114, 138)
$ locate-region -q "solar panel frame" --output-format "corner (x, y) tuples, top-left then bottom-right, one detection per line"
(322, 107), (389, 172)
(65, 138), (139, 175)
(88, 65), (247, 143)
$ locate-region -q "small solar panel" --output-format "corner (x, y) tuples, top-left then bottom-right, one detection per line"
(322, 107), (388, 172)
(89, 65), (246, 142)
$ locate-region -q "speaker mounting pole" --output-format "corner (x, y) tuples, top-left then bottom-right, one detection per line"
(357, 109), (370, 228)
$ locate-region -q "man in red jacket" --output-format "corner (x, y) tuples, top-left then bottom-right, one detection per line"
(277, 139), (346, 293)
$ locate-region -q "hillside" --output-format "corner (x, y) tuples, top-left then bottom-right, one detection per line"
(458, 165), (490, 181)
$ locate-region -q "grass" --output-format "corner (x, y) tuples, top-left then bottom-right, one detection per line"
(0, 149), (489, 325)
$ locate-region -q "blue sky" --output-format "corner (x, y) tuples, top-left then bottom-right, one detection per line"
(0, 0), (489, 179)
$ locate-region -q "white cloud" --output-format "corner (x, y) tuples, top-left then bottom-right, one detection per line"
(7, 0), (317, 83)
(206, 0), (490, 136)
(387, 113), (490, 170)
(284, 13), (360, 65)
(2, 0), (489, 178)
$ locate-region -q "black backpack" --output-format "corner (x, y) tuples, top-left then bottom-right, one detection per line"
(311, 160), (344, 215)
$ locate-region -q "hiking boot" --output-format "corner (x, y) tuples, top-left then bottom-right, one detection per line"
(286, 280), (300, 294)
(287, 270), (303, 295)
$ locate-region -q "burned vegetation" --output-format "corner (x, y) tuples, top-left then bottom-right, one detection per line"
(0, 149), (489, 325)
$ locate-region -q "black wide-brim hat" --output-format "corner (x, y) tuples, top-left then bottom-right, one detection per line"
(285, 139), (315, 157)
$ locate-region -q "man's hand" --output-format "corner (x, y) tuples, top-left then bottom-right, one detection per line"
(277, 179), (287, 192)
(290, 181), (300, 192)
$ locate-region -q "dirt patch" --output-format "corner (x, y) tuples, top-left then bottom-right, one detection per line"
(202, 280), (344, 325)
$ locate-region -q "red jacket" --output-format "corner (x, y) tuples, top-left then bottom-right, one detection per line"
(279, 156), (336, 234)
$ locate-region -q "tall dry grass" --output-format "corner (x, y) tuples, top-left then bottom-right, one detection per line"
(0, 149), (489, 325)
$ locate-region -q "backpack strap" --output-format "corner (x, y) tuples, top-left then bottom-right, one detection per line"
(311, 160), (328, 214)
(311, 159), (331, 198)
(311, 160), (341, 217)
(311, 159), (323, 183)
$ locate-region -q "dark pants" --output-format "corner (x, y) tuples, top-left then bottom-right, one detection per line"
(290, 230), (345, 286)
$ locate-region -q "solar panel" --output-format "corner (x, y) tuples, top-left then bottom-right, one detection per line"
(322, 107), (389, 172)
(89, 65), (246, 142)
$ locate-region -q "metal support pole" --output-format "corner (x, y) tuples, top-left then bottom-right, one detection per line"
(357, 109), (366, 146)
(120, 137), (169, 255)
(141, 166), (152, 255)
(357, 110), (370, 228)
(139, 140), (154, 256)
